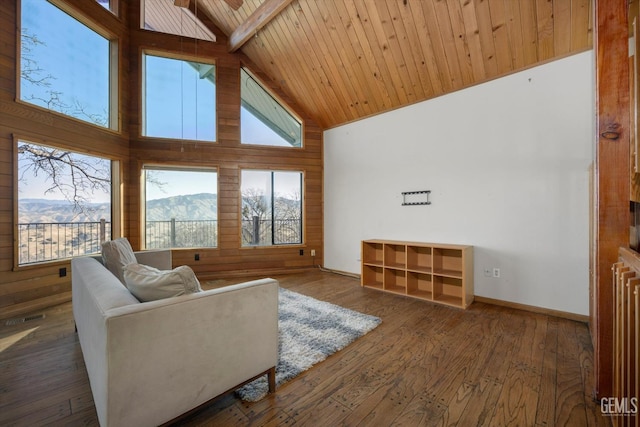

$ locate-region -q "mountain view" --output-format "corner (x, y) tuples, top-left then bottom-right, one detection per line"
(19, 193), (218, 224)
(18, 192), (300, 265)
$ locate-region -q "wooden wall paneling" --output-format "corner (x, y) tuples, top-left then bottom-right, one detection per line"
(460, 0), (487, 83)
(416, 0), (453, 95)
(297, 1), (365, 119)
(536, 0), (555, 60)
(431, 0), (465, 90)
(366, 1), (414, 106)
(503, 0), (525, 69)
(487, 0), (513, 76)
(216, 59), (242, 145)
(352, 0), (407, 106)
(444, 0), (475, 87)
(631, 2), (640, 203)
(345, 0), (400, 107)
(379, 1), (427, 102)
(593, 0), (631, 400)
(553, 0), (573, 56)
(0, 20), (15, 97)
(126, 9), (323, 280)
(260, 5), (339, 125)
(193, 0), (593, 129)
(308, 2), (370, 116)
(571, 0), (592, 51)
(473, 0), (498, 80)
(330, 1), (395, 113)
(0, 0), (130, 318)
(519, 0), (539, 66)
(0, 1), (322, 316)
(405, 0), (445, 96)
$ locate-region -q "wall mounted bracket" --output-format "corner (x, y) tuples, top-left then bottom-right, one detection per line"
(401, 190), (431, 206)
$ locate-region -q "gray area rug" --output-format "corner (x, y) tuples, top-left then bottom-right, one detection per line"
(236, 287), (382, 402)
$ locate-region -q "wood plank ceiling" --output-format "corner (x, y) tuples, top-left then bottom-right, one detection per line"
(175, 0), (594, 129)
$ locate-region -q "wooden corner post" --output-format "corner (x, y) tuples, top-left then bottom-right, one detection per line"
(593, 0), (631, 400)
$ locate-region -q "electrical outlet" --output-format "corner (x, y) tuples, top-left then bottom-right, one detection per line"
(493, 268), (501, 278)
(194, 253), (200, 261)
(311, 249), (316, 257)
(484, 268), (492, 277)
(59, 267), (67, 277)
(299, 249), (304, 256)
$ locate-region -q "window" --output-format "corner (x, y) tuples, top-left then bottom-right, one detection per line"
(20, 0), (115, 129)
(143, 167), (218, 249)
(96, 0), (115, 13)
(241, 68), (302, 147)
(241, 170), (302, 246)
(143, 53), (216, 141)
(17, 140), (113, 265)
(141, 0), (216, 42)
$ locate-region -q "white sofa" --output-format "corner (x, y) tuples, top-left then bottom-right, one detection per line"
(71, 250), (279, 427)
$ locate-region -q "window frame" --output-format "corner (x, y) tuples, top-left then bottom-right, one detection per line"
(141, 164), (219, 250)
(240, 66), (304, 149)
(17, 0), (119, 131)
(140, 0), (215, 42)
(96, 0), (118, 15)
(240, 169), (304, 248)
(13, 133), (121, 269)
(141, 50), (218, 143)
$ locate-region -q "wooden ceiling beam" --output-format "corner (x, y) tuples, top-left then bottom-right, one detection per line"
(228, 0), (294, 52)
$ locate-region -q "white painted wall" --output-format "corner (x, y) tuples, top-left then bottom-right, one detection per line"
(323, 51), (595, 316)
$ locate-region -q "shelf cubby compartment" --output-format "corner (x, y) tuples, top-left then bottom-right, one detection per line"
(433, 247), (463, 277)
(407, 245), (432, 273)
(433, 275), (463, 307)
(362, 265), (384, 290)
(383, 268), (406, 295)
(407, 271), (433, 300)
(362, 241), (384, 266)
(384, 244), (406, 268)
(361, 240), (473, 309)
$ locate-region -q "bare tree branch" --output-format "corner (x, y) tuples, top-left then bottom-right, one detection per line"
(18, 143), (110, 216)
(241, 187), (269, 220)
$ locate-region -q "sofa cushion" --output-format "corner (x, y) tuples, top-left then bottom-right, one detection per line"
(123, 263), (202, 302)
(102, 238), (137, 285)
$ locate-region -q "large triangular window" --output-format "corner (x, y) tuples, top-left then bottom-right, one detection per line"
(241, 68), (302, 148)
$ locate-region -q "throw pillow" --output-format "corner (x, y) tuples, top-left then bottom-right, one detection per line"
(101, 238), (137, 285)
(123, 263), (202, 302)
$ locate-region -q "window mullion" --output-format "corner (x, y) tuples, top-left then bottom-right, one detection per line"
(271, 172), (275, 245)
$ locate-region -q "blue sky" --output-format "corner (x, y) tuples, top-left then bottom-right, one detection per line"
(21, 0), (110, 124)
(19, 0), (295, 205)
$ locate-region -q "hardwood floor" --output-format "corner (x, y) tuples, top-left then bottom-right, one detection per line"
(0, 270), (611, 426)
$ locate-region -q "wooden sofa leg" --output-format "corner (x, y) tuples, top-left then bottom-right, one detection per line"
(267, 367), (276, 393)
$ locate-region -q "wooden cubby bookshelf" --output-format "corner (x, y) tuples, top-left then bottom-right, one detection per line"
(361, 239), (474, 309)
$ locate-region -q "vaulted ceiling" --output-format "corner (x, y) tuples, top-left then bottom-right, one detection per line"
(156, 0), (593, 129)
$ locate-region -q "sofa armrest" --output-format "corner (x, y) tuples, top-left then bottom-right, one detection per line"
(133, 249), (172, 270)
(100, 278), (279, 427)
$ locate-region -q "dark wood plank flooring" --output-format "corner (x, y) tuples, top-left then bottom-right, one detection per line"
(0, 270), (611, 426)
